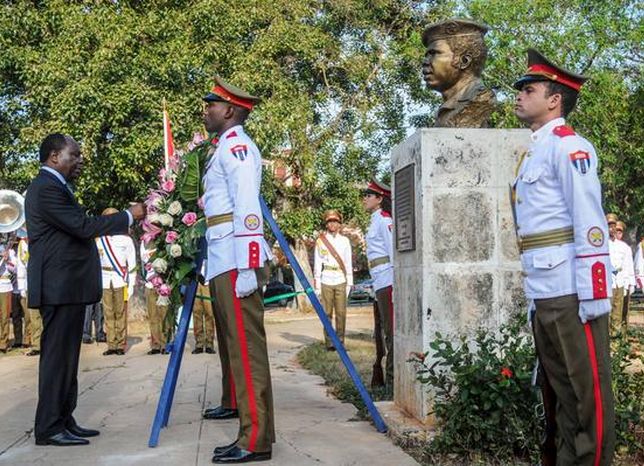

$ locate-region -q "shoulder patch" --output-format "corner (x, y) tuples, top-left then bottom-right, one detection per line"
(553, 125), (576, 137)
(569, 150), (591, 174)
(230, 144), (248, 161)
(226, 131), (238, 139)
(380, 211), (391, 218)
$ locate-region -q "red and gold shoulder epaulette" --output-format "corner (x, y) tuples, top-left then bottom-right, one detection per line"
(553, 125), (576, 137)
(226, 131), (238, 139)
(380, 211), (392, 218)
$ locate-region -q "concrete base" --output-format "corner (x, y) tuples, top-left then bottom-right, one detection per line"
(375, 401), (434, 445)
(391, 128), (531, 422)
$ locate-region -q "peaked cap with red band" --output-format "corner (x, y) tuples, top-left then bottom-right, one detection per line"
(513, 49), (588, 92)
(365, 179), (391, 198)
(203, 75), (261, 111)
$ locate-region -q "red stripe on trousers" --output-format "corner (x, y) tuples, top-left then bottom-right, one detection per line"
(229, 365), (237, 409)
(229, 270), (259, 451)
(583, 323), (604, 466)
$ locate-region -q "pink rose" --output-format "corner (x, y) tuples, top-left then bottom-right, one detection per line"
(197, 196), (205, 211)
(158, 168), (167, 182)
(181, 212), (198, 226)
(165, 231), (179, 243)
(158, 284), (171, 296)
(161, 179), (175, 193)
(150, 276), (163, 287)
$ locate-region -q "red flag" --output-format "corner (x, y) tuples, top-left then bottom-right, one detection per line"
(163, 102), (175, 170)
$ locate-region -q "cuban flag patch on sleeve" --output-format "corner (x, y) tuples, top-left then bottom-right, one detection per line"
(569, 150), (591, 174)
(230, 144), (248, 161)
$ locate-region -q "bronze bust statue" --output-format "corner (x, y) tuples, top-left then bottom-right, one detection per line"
(422, 19), (496, 128)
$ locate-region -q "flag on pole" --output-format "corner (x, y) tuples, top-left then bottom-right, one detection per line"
(163, 99), (175, 170)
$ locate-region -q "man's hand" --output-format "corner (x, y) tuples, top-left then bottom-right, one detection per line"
(235, 269), (257, 298)
(128, 202), (147, 221)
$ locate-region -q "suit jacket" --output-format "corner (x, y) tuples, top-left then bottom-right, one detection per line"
(25, 169), (129, 308)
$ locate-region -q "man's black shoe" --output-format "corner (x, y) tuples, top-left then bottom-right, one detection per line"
(212, 446), (271, 463)
(0, 349), (6, 354)
(192, 347), (204, 354)
(35, 429), (90, 446)
(147, 349), (161, 355)
(205, 347), (216, 354)
(115, 349), (125, 355)
(82, 337), (93, 344)
(102, 349), (117, 356)
(66, 424), (100, 438)
(96, 336), (107, 343)
(203, 406), (239, 420)
(26, 350), (40, 356)
(11, 342), (23, 348)
(213, 439), (238, 455)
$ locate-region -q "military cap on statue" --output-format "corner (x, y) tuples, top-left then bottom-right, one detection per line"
(324, 210), (342, 223)
(422, 18), (489, 47)
(203, 76), (261, 111)
(365, 179), (391, 198)
(606, 213), (618, 225)
(513, 49), (588, 91)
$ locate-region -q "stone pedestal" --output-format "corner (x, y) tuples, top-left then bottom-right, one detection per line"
(391, 128), (531, 423)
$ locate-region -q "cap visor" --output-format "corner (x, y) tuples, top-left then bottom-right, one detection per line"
(203, 93), (227, 103)
(513, 75), (547, 90)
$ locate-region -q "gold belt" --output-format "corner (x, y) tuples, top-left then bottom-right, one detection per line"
(518, 226), (574, 253)
(0, 274), (9, 279)
(369, 256), (390, 269)
(323, 265), (341, 271)
(206, 212), (233, 227)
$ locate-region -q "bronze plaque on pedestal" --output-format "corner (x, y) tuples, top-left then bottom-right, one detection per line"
(394, 164), (416, 252)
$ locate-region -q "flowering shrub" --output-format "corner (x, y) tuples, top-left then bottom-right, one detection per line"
(142, 132), (213, 322)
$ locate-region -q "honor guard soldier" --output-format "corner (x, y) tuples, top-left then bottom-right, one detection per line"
(202, 76), (274, 463)
(192, 262), (216, 354)
(314, 210), (353, 350)
(97, 208), (136, 356)
(0, 242), (16, 353)
(607, 215), (635, 330)
(16, 229), (43, 356)
(363, 179), (394, 389)
(513, 49), (615, 465)
(635, 231), (644, 291)
(140, 241), (169, 354)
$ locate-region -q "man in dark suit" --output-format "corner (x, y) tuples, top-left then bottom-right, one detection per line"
(25, 133), (146, 446)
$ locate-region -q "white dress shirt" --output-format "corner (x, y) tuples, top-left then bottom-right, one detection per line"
(314, 232), (353, 288)
(366, 208), (394, 292)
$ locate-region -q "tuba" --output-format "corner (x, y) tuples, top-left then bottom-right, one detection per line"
(0, 190), (25, 234)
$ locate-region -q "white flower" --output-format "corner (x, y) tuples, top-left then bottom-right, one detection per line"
(152, 258), (168, 273)
(167, 201), (183, 216)
(158, 213), (174, 226)
(151, 197), (163, 208)
(148, 213), (161, 225)
(169, 244), (182, 258)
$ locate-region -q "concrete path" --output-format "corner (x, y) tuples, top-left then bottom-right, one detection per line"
(0, 308), (418, 466)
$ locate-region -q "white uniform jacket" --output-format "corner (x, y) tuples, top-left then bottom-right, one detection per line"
(609, 238), (635, 291)
(635, 241), (644, 289)
(16, 239), (29, 295)
(202, 125), (272, 281)
(314, 232), (353, 288)
(366, 209), (393, 292)
(514, 118), (611, 319)
(96, 234), (136, 297)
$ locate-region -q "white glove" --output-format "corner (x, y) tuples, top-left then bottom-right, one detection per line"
(235, 269), (257, 298)
(578, 299), (611, 324)
(20, 290), (27, 298)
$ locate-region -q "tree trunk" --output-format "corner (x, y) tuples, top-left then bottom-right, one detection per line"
(293, 238), (314, 314)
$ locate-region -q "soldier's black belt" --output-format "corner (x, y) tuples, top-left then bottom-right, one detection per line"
(206, 212), (233, 227)
(368, 256), (390, 269)
(518, 226), (574, 253)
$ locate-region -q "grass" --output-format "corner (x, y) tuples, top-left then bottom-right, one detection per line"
(297, 331), (392, 419)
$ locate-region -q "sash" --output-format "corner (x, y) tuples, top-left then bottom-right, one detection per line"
(99, 236), (127, 281)
(319, 233), (347, 278)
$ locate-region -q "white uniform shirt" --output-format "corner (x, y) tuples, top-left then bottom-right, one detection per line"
(314, 232), (353, 287)
(514, 118), (611, 319)
(16, 239), (29, 295)
(366, 208), (394, 292)
(634, 241), (644, 289)
(0, 245), (16, 293)
(202, 125), (273, 280)
(96, 234), (136, 296)
(609, 238), (635, 291)
(140, 241), (157, 290)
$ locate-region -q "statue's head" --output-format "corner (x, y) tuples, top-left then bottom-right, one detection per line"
(422, 19), (489, 92)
